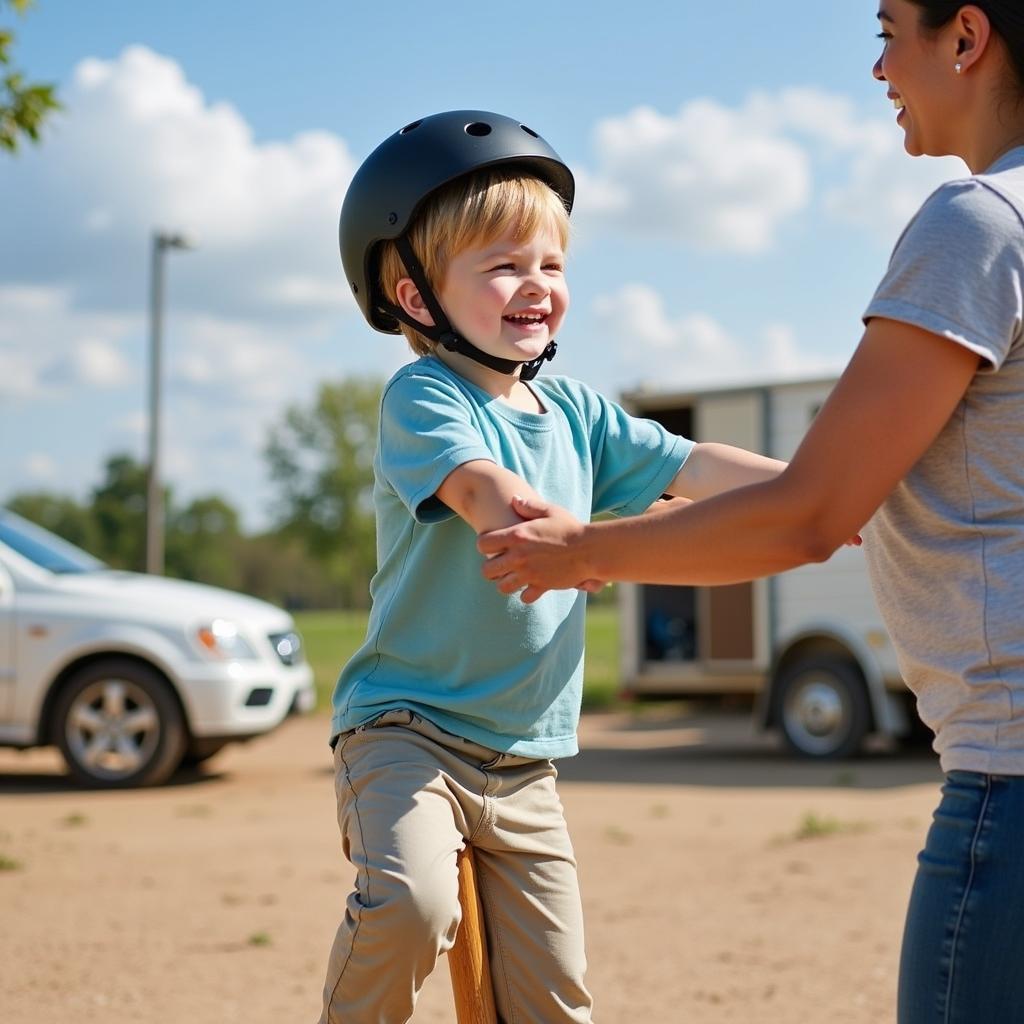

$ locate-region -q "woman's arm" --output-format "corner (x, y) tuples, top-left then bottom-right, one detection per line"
(478, 318), (981, 601)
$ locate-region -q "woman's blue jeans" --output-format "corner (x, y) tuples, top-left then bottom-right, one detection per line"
(899, 771), (1024, 1023)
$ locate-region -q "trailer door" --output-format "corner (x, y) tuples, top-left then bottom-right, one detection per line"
(696, 392), (768, 668)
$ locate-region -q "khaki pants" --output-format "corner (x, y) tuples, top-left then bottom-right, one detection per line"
(318, 709), (593, 1024)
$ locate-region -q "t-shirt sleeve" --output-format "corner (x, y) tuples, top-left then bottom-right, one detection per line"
(579, 386), (693, 517)
(377, 372), (495, 523)
(863, 179), (1024, 371)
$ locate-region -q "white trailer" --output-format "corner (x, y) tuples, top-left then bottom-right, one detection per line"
(618, 376), (914, 759)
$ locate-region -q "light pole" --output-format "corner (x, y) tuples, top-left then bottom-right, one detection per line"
(146, 230), (193, 575)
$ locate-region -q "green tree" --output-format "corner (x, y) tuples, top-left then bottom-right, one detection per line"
(1, 1), (60, 153)
(6, 462), (348, 608)
(90, 453), (151, 571)
(265, 377), (382, 608)
(235, 532), (342, 610)
(165, 496), (245, 591)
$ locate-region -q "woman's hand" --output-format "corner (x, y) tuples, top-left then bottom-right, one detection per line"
(478, 495), (593, 603)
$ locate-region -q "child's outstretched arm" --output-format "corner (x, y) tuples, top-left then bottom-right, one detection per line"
(439, 461), (600, 593)
(666, 443), (787, 501)
(437, 460), (547, 533)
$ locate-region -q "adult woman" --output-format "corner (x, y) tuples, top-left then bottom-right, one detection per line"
(479, 3), (1024, 1020)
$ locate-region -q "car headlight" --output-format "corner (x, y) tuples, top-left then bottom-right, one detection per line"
(194, 620), (260, 661)
(268, 630), (304, 666)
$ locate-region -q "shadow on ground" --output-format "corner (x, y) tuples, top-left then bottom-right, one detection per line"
(0, 765), (228, 795)
(560, 708), (943, 790)
(0, 708), (943, 795)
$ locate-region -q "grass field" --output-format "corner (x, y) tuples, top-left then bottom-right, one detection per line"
(294, 603), (621, 712)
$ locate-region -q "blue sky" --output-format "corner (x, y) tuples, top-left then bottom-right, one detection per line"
(2, 1), (965, 529)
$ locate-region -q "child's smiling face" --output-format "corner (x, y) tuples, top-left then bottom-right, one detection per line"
(437, 220), (569, 367)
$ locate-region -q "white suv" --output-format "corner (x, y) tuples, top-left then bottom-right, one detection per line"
(0, 509), (315, 787)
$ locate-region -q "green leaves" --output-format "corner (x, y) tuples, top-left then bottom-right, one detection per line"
(1, 76), (59, 151)
(1, 0), (61, 154)
(265, 377), (383, 608)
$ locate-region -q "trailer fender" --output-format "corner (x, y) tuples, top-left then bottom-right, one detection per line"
(758, 624), (907, 738)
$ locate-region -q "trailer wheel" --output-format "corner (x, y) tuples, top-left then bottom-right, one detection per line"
(776, 655), (871, 759)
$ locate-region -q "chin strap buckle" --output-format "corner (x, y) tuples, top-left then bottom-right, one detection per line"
(519, 341), (557, 382)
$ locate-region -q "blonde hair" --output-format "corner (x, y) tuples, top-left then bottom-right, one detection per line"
(378, 168), (570, 356)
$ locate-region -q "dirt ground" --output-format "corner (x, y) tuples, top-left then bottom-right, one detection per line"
(0, 707), (943, 1024)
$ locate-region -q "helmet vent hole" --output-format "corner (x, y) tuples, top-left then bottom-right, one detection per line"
(520, 124), (539, 138)
(352, 282), (359, 294)
(399, 120), (422, 134)
(464, 122), (492, 137)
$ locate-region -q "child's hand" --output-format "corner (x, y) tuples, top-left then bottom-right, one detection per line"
(577, 579), (606, 594)
(845, 534), (863, 547)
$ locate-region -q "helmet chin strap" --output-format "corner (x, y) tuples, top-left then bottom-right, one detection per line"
(380, 236), (557, 382)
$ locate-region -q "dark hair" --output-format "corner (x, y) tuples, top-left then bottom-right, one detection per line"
(908, 2), (1024, 93)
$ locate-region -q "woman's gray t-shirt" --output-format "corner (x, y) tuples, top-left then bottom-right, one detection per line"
(863, 146), (1024, 773)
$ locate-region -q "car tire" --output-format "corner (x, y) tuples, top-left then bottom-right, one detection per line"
(180, 739), (229, 768)
(776, 655), (871, 760)
(53, 659), (188, 788)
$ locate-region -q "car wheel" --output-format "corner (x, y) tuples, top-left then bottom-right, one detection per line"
(776, 655), (871, 760)
(53, 659), (188, 787)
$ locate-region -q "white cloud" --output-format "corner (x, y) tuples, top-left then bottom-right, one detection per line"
(268, 275), (358, 311)
(824, 136), (965, 241)
(0, 48), (364, 525)
(578, 100), (811, 253)
(70, 339), (132, 387)
(24, 453), (59, 483)
(0, 284), (68, 315)
(0, 347), (41, 399)
(574, 87), (965, 252)
(746, 87), (871, 151)
(170, 314), (315, 405)
(596, 283), (842, 389)
(749, 86), (965, 243)
(114, 411), (148, 438)
(1, 45), (356, 320)
(0, 285), (137, 399)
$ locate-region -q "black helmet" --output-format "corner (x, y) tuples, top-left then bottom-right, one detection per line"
(339, 110), (574, 380)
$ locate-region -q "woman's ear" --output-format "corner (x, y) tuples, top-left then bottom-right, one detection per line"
(953, 5), (993, 73)
(394, 278), (436, 328)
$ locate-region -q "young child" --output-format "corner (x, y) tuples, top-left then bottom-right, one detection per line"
(320, 109), (785, 1024)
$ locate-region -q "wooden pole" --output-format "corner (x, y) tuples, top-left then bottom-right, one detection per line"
(448, 846), (498, 1024)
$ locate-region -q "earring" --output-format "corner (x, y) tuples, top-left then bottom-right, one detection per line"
(955, 62), (963, 74)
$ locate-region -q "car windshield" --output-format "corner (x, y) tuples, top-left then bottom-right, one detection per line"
(0, 510), (107, 574)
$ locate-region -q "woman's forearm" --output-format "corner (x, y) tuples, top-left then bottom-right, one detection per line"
(482, 472), (837, 599)
(581, 474), (830, 585)
(578, 319), (982, 585)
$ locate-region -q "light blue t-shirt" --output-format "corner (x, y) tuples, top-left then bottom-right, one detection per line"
(330, 356), (692, 758)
